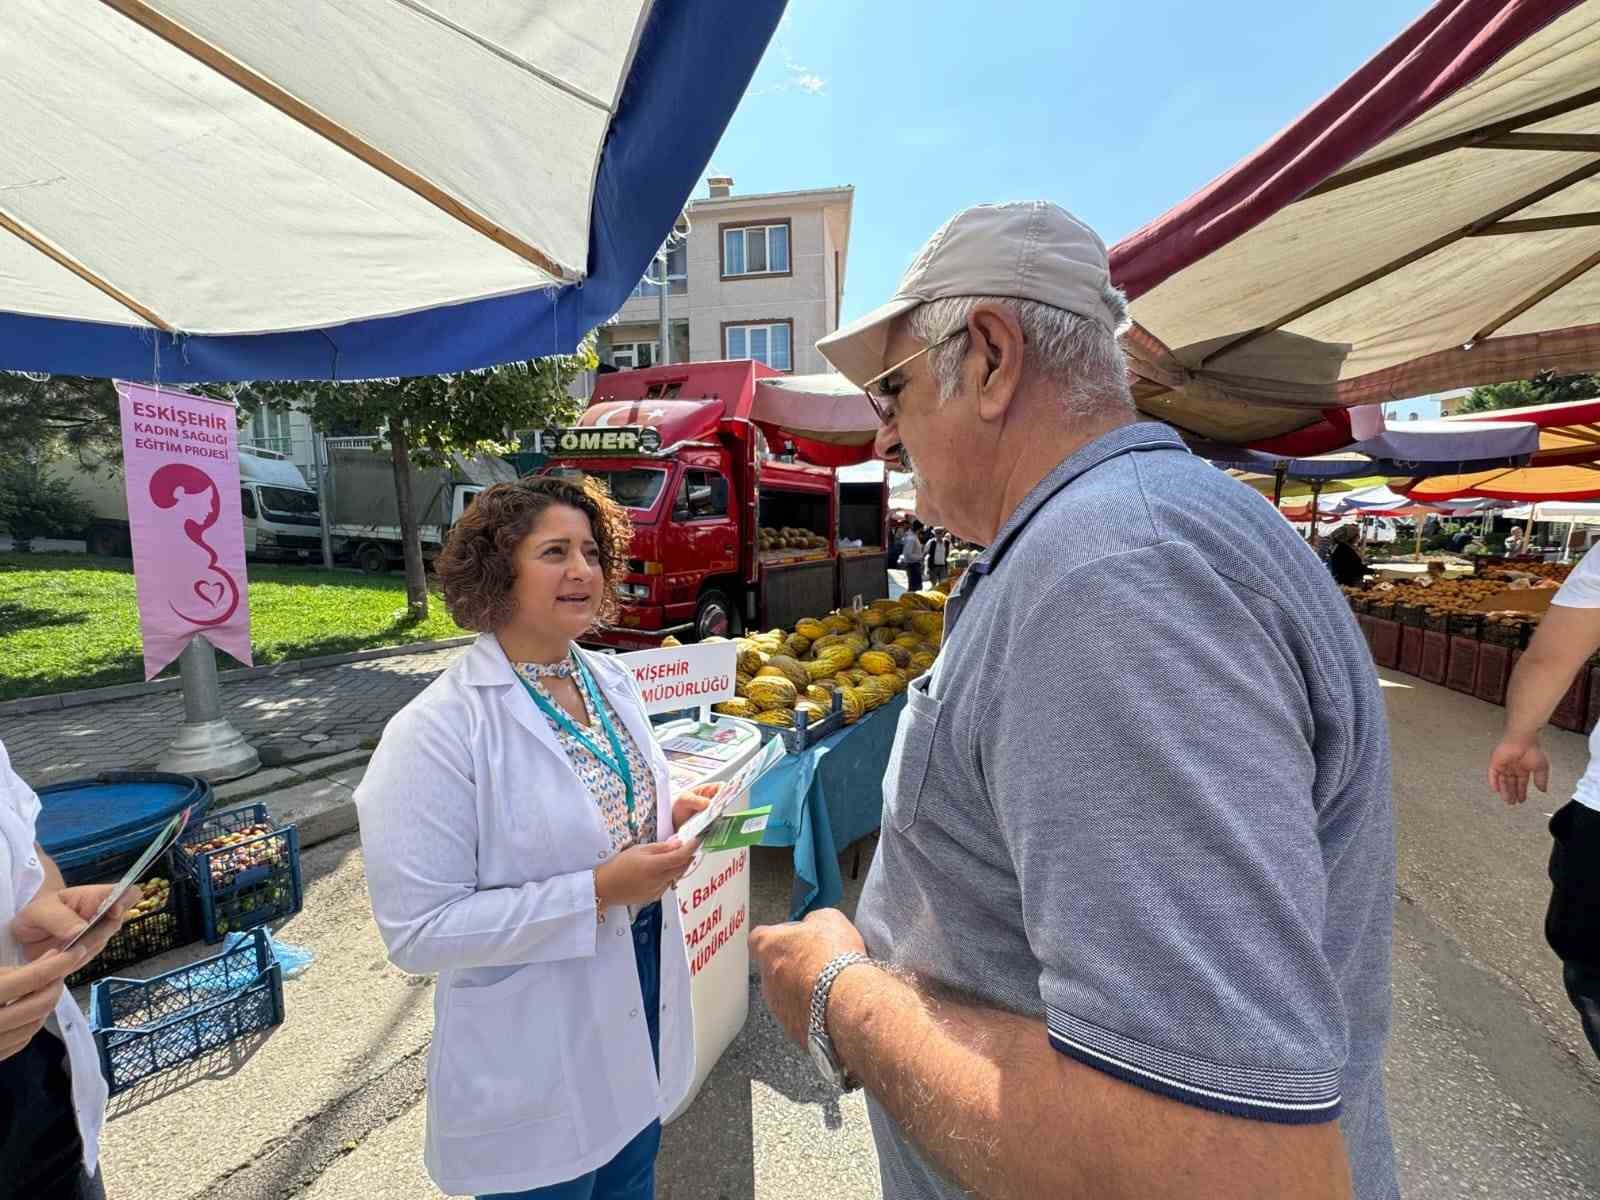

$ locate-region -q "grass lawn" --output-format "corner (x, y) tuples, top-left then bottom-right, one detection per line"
(0, 553), (468, 702)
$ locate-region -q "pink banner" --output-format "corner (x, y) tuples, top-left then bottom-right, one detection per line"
(117, 382), (253, 679)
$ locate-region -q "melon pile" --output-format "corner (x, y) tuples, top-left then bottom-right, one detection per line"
(705, 589), (949, 730)
(759, 526), (828, 553)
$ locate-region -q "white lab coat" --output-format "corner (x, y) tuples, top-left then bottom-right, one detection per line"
(0, 741), (107, 1180)
(354, 635), (694, 1197)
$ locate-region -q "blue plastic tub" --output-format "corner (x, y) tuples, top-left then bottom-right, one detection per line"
(36, 772), (212, 885)
(90, 927), (284, 1096)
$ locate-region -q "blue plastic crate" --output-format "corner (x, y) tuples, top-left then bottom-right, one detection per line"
(175, 804), (303, 944)
(66, 850), (197, 989)
(89, 928), (284, 1096)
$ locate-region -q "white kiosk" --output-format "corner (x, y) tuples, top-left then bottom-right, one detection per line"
(616, 642), (767, 1119)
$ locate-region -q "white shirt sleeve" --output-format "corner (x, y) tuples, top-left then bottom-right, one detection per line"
(1554, 552), (1600, 609)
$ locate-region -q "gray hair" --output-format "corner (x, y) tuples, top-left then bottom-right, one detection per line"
(905, 286), (1135, 419)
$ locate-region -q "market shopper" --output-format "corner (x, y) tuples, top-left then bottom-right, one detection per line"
(751, 201), (1396, 1200)
(354, 476), (706, 1200)
(901, 521), (925, 591)
(1488, 548), (1600, 1062)
(925, 528), (950, 584)
(2, 739), (141, 1200)
(1328, 524), (1377, 587)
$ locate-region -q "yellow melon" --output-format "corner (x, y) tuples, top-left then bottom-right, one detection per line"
(859, 650), (896, 676)
(746, 676), (798, 711)
(765, 654), (810, 690)
(755, 708), (795, 728)
(713, 698), (761, 719)
(795, 618), (828, 641)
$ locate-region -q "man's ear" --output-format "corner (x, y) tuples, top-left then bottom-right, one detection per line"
(968, 306), (1025, 424)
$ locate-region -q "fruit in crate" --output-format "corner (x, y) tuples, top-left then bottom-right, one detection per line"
(125, 876), (171, 919)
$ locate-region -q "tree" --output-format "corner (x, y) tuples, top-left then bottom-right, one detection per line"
(250, 337), (596, 617)
(0, 462), (92, 551)
(0, 371), (242, 468)
(1456, 369), (1600, 414)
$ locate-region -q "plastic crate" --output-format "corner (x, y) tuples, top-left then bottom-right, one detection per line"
(1420, 630), (1450, 683)
(752, 690), (850, 753)
(1474, 644), (1511, 706)
(90, 928), (284, 1096)
(1446, 635), (1479, 694)
(1448, 613), (1483, 638)
(66, 853), (195, 989)
(1551, 668), (1590, 733)
(1423, 612), (1449, 633)
(1395, 604), (1425, 628)
(176, 804), (303, 944)
(1369, 619), (1401, 670)
(1398, 625), (1425, 676)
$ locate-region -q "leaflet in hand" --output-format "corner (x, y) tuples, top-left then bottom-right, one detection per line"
(675, 736), (786, 843)
(62, 804), (194, 952)
(697, 806), (772, 854)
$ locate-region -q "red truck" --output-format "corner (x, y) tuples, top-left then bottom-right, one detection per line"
(539, 360), (889, 649)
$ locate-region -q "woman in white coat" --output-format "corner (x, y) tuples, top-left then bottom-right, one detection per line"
(355, 475), (706, 1200)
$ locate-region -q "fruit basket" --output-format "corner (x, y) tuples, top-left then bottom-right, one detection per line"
(90, 928), (284, 1096)
(175, 804), (302, 944)
(67, 855), (195, 989)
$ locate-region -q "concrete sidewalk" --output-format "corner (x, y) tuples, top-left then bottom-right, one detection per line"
(0, 643), (465, 790)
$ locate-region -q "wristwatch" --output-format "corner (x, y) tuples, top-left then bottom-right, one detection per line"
(808, 952), (872, 1091)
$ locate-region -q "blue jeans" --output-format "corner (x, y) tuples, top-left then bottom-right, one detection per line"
(481, 903), (663, 1200)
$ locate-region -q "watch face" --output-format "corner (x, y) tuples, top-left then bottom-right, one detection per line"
(809, 1031), (842, 1087)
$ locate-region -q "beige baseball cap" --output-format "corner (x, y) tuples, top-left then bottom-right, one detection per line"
(817, 201), (1116, 388)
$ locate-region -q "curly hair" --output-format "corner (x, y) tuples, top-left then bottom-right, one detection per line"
(437, 474), (634, 633)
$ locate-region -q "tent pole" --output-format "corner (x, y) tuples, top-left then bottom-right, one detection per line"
(1415, 513), (1424, 560)
(1565, 518), (1579, 563)
(1309, 480), (1323, 544)
(1272, 468), (1286, 510)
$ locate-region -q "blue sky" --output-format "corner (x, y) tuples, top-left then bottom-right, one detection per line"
(708, 0), (1445, 417)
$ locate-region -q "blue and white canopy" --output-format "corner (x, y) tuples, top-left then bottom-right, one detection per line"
(0, 1), (783, 381)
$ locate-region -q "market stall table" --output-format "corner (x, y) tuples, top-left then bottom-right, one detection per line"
(754, 693), (906, 918)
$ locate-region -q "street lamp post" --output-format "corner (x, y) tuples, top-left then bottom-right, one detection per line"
(157, 636), (260, 781)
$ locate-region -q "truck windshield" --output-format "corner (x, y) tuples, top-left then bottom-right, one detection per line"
(547, 467), (666, 512)
(258, 486), (319, 518)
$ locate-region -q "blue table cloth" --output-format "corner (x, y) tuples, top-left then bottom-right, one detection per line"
(755, 694), (906, 918)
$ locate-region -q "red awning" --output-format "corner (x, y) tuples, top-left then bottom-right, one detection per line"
(1111, 0), (1599, 453)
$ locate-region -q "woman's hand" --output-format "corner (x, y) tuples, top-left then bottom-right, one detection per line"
(12, 884), (141, 963)
(595, 839), (699, 909)
(671, 782), (718, 832)
(0, 951), (86, 1062)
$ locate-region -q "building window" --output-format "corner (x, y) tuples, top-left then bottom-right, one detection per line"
(721, 222), (791, 278)
(610, 340), (659, 369)
(631, 243), (687, 298)
(248, 404), (294, 456)
(724, 321), (792, 371)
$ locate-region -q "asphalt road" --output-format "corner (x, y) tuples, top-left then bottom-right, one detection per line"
(95, 669), (1600, 1199)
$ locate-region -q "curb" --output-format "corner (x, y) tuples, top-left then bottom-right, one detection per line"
(0, 635), (477, 720)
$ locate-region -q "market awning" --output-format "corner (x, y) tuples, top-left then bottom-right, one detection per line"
(0, 1), (784, 381)
(1402, 396), (1600, 499)
(1111, 0), (1600, 453)
(1190, 417), (1537, 479)
(751, 375), (880, 449)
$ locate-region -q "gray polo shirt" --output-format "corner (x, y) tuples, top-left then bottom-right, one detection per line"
(857, 423), (1396, 1200)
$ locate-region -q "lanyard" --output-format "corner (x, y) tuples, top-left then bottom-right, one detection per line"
(518, 656), (636, 831)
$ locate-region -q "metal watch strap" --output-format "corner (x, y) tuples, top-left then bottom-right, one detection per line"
(809, 952), (872, 1088)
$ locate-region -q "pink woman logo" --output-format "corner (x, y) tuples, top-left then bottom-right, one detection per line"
(149, 463), (240, 627)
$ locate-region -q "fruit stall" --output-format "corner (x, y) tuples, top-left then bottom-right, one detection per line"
(1341, 561), (1599, 734)
(687, 585), (951, 916)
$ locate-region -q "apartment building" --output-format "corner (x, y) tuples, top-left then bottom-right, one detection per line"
(600, 175), (854, 375)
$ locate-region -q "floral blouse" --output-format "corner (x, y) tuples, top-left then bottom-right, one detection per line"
(512, 661), (658, 853)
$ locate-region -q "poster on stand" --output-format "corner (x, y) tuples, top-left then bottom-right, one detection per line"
(117, 382), (253, 678)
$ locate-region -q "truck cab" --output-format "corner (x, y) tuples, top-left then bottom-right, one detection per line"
(538, 360), (886, 649)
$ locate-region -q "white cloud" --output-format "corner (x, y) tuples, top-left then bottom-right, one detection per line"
(748, 49), (828, 97)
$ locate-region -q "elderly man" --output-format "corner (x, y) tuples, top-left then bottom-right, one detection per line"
(750, 203), (1396, 1200)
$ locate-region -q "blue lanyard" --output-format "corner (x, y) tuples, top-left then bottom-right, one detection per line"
(518, 656), (636, 831)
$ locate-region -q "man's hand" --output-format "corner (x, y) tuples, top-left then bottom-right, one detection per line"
(1488, 734), (1550, 806)
(750, 908), (867, 1044)
(0, 951), (87, 1062)
(13, 883), (141, 963)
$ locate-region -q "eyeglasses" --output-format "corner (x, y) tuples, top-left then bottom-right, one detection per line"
(860, 328), (966, 423)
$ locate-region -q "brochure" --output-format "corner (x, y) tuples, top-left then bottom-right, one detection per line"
(62, 804), (194, 952)
(697, 806), (772, 854)
(674, 735), (786, 844)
